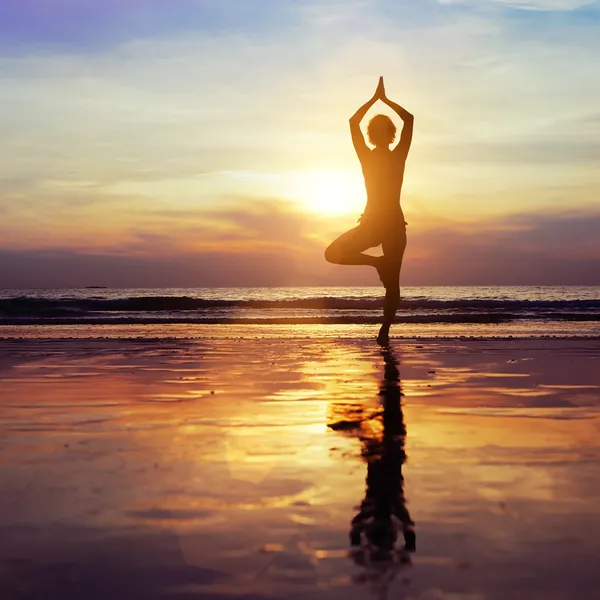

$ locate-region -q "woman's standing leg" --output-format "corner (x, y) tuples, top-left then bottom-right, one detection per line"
(378, 226), (407, 345)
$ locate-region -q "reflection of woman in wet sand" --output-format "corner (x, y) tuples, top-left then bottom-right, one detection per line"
(329, 346), (415, 592)
(349, 346), (415, 572)
(325, 77), (413, 345)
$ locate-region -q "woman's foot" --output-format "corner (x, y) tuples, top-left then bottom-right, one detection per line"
(377, 323), (390, 346)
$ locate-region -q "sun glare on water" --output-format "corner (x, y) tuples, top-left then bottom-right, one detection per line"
(286, 170), (365, 216)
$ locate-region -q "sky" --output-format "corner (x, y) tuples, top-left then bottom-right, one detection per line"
(0, 0), (599, 287)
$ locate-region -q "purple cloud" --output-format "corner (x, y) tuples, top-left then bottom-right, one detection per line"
(0, 206), (598, 287)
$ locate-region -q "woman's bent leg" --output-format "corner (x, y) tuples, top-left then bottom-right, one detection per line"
(325, 225), (380, 267)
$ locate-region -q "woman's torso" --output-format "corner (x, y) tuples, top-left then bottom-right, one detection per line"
(360, 148), (406, 221)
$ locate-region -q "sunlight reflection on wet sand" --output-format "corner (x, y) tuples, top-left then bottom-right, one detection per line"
(1, 336), (599, 599)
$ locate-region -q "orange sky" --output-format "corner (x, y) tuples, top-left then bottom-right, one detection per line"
(0, 0), (599, 286)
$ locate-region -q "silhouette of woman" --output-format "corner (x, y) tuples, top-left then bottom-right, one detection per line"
(325, 77), (413, 345)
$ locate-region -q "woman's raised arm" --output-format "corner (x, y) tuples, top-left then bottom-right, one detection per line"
(349, 77), (384, 159)
(380, 87), (414, 158)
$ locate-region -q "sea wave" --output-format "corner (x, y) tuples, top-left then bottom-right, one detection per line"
(2, 295), (600, 313)
(1, 295), (599, 325)
(0, 315), (551, 325)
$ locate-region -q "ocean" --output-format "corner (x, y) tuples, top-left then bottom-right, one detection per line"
(1, 286), (599, 339)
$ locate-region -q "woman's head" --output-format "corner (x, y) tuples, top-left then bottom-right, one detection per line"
(367, 114), (396, 147)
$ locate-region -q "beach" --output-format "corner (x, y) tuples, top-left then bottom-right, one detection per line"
(2, 332), (600, 599)
(2, 0), (598, 594)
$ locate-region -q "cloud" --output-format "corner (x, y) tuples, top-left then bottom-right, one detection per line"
(1, 1), (597, 195)
(402, 210), (600, 285)
(0, 0), (296, 49)
(438, 0), (598, 10)
(0, 247), (300, 288)
(425, 138), (600, 165)
(0, 0), (599, 286)
(0, 196), (340, 287)
(1, 206), (598, 287)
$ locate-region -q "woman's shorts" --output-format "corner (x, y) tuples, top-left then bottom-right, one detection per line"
(349, 213), (407, 260)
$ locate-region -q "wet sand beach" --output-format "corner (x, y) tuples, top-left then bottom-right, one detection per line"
(1, 335), (600, 599)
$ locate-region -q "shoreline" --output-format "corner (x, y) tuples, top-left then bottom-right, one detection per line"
(2, 321), (599, 340)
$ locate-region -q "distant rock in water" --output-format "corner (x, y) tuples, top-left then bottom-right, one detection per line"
(85, 286), (107, 289)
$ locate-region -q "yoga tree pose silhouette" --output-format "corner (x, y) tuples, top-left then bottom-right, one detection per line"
(325, 77), (413, 345)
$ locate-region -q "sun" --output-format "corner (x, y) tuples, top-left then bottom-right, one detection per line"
(285, 169), (365, 216)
